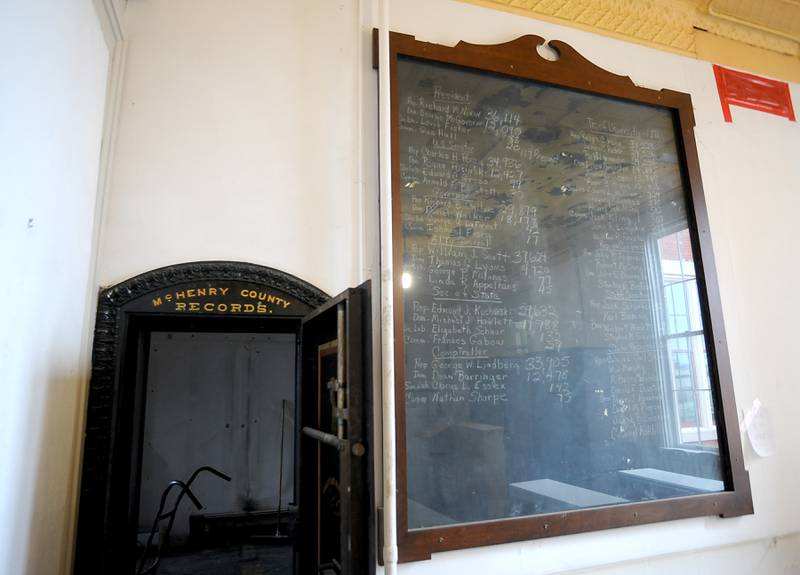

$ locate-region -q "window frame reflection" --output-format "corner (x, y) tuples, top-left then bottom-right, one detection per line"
(653, 229), (718, 449)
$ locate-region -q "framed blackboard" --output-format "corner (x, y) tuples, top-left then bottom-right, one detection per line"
(381, 32), (752, 562)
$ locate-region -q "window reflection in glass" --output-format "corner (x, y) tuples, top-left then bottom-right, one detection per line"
(657, 230), (717, 448)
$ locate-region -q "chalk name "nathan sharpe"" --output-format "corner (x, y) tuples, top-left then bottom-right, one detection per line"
(151, 286), (292, 314)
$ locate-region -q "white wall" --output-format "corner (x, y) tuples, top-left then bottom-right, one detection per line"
(97, 0), (800, 574)
(97, 0), (371, 294)
(0, 1), (110, 574)
(560, 533), (800, 574)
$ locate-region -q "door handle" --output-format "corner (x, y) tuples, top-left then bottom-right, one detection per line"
(302, 426), (346, 452)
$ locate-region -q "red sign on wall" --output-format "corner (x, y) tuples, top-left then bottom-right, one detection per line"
(713, 64), (796, 123)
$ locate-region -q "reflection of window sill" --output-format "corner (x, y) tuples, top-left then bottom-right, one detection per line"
(509, 479), (627, 511)
(662, 447), (717, 457)
(679, 426), (717, 444)
(619, 468), (724, 493)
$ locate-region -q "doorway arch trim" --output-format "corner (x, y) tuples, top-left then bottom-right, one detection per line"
(75, 261), (329, 572)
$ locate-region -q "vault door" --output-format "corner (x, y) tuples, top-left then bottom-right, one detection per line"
(298, 282), (372, 575)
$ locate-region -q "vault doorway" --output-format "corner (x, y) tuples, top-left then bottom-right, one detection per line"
(75, 262), (373, 575)
(134, 318), (298, 575)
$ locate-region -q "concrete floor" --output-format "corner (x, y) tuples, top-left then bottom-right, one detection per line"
(155, 543), (293, 575)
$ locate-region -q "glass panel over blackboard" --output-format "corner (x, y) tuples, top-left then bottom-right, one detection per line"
(397, 56), (725, 530)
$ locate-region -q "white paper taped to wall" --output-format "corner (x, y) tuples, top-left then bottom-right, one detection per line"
(740, 398), (774, 457)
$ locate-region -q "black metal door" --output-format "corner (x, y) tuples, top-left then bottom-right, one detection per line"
(297, 282), (373, 575)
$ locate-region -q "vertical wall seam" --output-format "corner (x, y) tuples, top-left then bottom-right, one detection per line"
(355, 0), (367, 283)
(62, 2), (127, 570)
(378, 0), (399, 570)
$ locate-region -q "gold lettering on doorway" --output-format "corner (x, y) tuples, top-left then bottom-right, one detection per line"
(148, 284), (293, 315)
(239, 289), (292, 309)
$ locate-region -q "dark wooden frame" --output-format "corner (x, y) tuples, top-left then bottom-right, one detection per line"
(377, 31), (753, 562)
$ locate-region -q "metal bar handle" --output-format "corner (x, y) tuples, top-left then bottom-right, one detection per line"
(302, 426), (346, 451)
